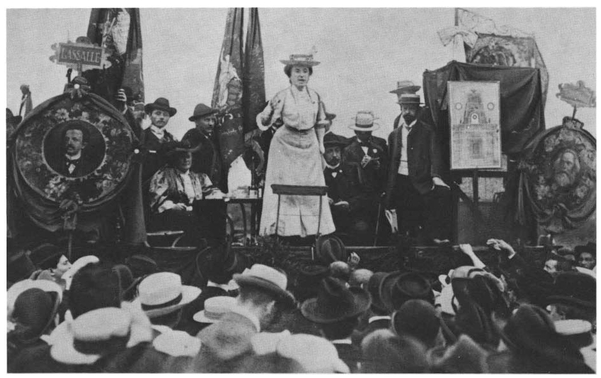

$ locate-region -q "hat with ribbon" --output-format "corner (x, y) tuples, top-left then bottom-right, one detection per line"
(49, 306), (152, 365)
(380, 271), (434, 312)
(315, 234), (348, 265)
(348, 110), (380, 131)
(137, 272), (201, 318)
(189, 103), (219, 121)
(144, 97), (177, 116)
(233, 264), (294, 303)
(276, 333), (350, 373)
(280, 54), (320, 66)
(324, 132), (349, 148)
(398, 93), (423, 105)
(301, 277), (371, 323)
(389, 80), (421, 95)
(193, 296), (237, 324)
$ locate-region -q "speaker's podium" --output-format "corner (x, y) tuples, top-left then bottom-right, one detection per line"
(271, 184), (328, 237)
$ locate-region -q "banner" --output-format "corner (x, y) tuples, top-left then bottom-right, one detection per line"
(243, 8), (266, 136)
(212, 8), (245, 168)
(85, 8), (145, 106)
(460, 9), (549, 107)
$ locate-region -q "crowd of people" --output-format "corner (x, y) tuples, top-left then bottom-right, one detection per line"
(7, 236), (596, 373)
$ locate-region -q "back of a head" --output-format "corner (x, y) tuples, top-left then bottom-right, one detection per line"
(238, 285), (276, 308)
(455, 300), (499, 350)
(361, 329), (428, 373)
(69, 262), (121, 318)
(392, 299), (440, 349)
(320, 316), (359, 340)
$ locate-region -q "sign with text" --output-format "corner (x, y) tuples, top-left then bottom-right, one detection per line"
(50, 42), (111, 72)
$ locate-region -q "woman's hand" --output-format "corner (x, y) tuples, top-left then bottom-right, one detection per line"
(319, 142), (325, 154)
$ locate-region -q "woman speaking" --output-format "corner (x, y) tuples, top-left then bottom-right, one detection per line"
(256, 53), (335, 238)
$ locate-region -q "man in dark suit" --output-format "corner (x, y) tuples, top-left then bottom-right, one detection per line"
(55, 125), (97, 177)
(141, 98), (177, 184)
(342, 111), (389, 245)
(182, 103), (227, 192)
(323, 132), (352, 235)
(384, 93), (452, 243)
(389, 80), (434, 130)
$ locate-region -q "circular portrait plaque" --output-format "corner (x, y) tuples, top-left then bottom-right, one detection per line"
(523, 118), (596, 233)
(14, 94), (135, 205)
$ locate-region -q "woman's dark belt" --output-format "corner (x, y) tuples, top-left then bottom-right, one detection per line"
(285, 125), (312, 134)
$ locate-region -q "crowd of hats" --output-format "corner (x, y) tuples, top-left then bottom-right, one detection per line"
(7, 237), (597, 373)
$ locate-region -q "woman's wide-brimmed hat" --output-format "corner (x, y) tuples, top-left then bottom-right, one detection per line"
(144, 97), (177, 117)
(189, 103), (219, 121)
(301, 277), (371, 324)
(164, 140), (202, 158)
(280, 54), (320, 66)
(348, 110), (380, 132)
(389, 80), (421, 95)
(136, 272), (201, 318)
(234, 264), (295, 305)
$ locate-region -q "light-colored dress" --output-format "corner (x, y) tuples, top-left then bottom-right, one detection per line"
(256, 85), (336, 237)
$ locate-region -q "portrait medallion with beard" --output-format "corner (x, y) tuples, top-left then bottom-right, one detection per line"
(523, 117), (596, 233)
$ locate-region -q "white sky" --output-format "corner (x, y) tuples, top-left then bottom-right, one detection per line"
(5, 7), (597, 143)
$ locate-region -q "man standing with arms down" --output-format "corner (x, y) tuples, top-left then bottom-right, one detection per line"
(385, 93), (452, 243)
(182, 104), (227, 192)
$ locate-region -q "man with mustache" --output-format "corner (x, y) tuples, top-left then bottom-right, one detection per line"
(323, 132), (352, 235)
(384, 93), (451, 243)
(552, 149), (581, 188)
(56, 125), (96, 177)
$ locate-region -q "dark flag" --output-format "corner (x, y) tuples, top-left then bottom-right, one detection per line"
(85, 8), (145, 106)
(86, 8), (146, 245)
(212, 8), (245, 168)
(242, 8), (267, 178)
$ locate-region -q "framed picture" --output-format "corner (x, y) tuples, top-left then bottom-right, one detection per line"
(448, 81), (502, 170)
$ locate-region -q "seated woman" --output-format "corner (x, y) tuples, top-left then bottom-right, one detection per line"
(148, 141), (226, 246)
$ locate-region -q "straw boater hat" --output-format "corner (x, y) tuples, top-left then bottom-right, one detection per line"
(398, 93), (423, 105)
(233, 264), (295, 304)
(189, 103), (219, 122)
(193, 296), (237, 324)
(137, 272), (201, 318)
(61, 255), (100, 291)
(144, 97), (177, 116)
(389, 80), (421, 95)
(280, 54), (320, 66)
(348, 110), (380, 132)
(49, 307), (152, 365)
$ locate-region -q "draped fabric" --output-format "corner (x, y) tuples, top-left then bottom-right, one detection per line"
(85, 8), (145, 106)
(212, 8), (245, 168)
(422, 61), (545, 159)
(9, 91), (145, 245)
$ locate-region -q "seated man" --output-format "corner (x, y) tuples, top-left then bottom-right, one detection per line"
(148, 141), (226, 246)
(323, 132), (351, 235)
(341, 111), (389, 245)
